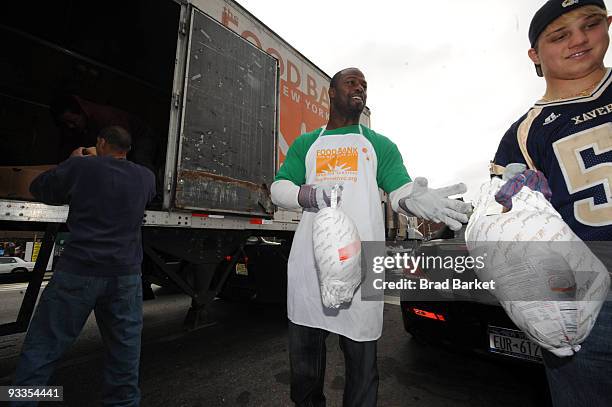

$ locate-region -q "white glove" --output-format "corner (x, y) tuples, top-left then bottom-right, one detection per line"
(298, 184), (343, 211)
(399, 177), (471, 231)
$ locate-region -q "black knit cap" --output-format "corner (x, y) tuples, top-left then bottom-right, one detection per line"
(529, 0), (607, 47)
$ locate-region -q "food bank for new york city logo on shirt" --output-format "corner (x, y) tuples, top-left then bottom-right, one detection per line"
(315, 146), (360, 183)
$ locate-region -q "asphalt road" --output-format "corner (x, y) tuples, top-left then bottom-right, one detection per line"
(0, 285), (550, 407)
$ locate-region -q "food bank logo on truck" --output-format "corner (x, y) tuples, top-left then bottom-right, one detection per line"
(195, 0), (331, 165)
(316, 147), (359, 183)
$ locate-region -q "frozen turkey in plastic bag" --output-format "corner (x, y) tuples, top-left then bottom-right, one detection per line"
(312, 188), (362, 309)
(465, 176), (609, 357)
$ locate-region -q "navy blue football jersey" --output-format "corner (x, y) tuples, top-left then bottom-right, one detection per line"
(493, 68), (611, 241)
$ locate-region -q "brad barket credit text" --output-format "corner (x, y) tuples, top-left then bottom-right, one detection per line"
(372, 278), (496, 291)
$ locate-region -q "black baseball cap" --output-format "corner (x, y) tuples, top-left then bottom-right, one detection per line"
(529, 0), (607, 47)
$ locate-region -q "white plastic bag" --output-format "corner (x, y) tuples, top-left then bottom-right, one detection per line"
(312, 188), (362, 308)
(465, 178), (610, 357)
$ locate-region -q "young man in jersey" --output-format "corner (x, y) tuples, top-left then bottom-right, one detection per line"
(271, 67), (472, 406)
(491, 1), (611, 406)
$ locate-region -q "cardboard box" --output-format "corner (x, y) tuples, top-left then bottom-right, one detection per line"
(0, 165), (56, 200)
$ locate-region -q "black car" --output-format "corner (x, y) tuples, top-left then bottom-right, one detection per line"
(396, 228), (543, 364)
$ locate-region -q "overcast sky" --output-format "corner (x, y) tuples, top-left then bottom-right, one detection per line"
(238, 0), (611, 202)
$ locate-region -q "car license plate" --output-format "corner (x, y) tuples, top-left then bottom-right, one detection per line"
(488, 326), (542, 362)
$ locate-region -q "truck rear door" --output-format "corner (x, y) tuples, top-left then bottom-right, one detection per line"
(174, 8), (278, 216)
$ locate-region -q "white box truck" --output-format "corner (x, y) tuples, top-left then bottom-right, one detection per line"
(0, 0), (372, 334)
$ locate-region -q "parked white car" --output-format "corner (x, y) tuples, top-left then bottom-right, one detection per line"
(0, 257), (36, 274)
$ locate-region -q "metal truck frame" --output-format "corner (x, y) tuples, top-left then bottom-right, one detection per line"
(0, 0), (372, 336)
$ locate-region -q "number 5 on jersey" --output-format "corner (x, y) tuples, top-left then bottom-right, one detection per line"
(553, 123), (612, 227)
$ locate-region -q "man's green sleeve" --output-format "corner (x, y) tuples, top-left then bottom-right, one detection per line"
(275, 136), (307, 185)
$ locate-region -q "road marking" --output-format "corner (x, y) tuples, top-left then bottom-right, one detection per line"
(0, 282), (48, 292)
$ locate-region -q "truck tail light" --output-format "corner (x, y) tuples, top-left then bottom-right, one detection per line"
(225, 255), (248, 264)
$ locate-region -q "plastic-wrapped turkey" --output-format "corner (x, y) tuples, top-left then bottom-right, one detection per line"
(465, 172), (609, 357)
(312, 189), (361, 309)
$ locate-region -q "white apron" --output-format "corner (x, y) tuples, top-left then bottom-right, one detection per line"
(287, 126), (385, 341)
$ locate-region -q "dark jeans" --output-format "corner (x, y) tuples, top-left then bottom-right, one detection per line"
(542, 299), (612, 407)
(288, 321), (378, 407)
(11, 270), (143, 407)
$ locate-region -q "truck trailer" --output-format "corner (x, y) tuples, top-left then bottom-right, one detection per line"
(0, 0), (373, 335)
